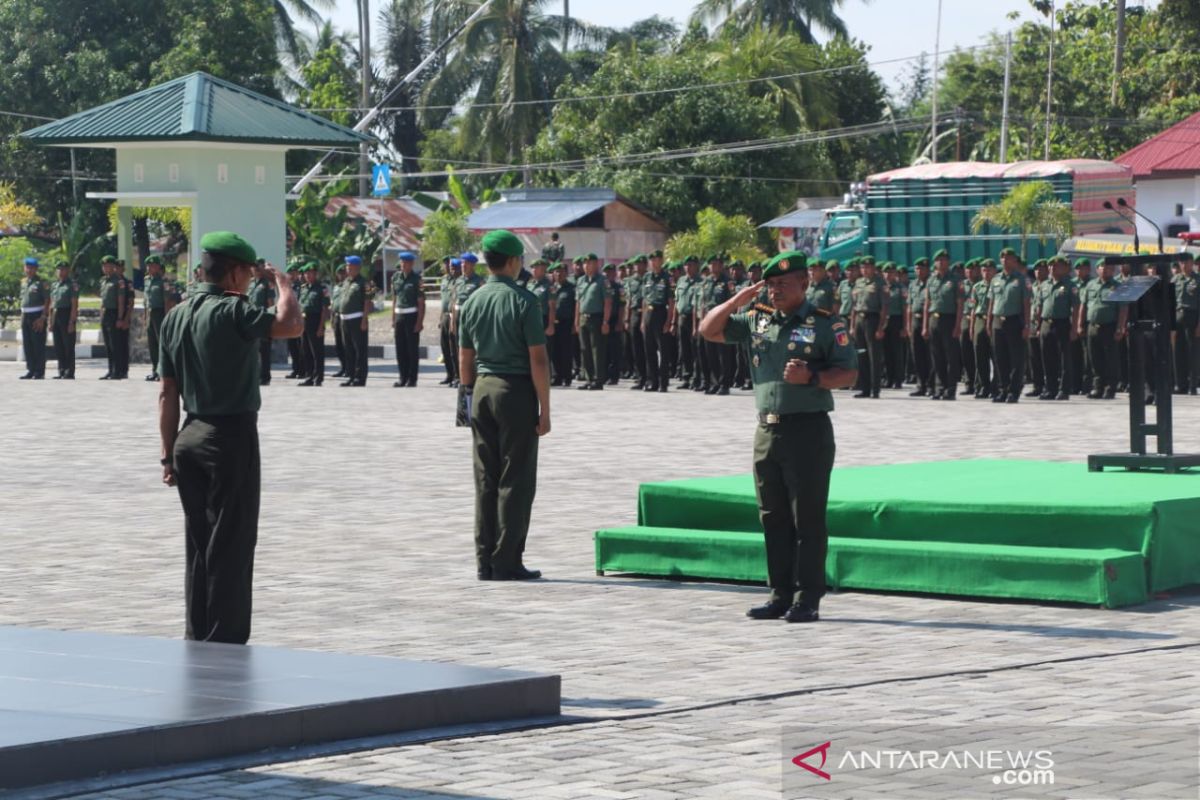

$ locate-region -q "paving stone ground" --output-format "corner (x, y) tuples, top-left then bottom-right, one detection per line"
(4, 355), (1200, 799)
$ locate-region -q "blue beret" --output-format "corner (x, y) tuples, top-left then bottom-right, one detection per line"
(461, 252), (478, 262)
(398, 251), (416, 261)
(345, 255), (362, 266)
(450, 258), (462, 266)
(23, 257), (38, 267)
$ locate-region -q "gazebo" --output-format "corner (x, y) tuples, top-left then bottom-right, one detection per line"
(21, 71), (370, 269)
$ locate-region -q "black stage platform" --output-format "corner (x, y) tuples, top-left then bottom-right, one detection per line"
(0, 626), (560, 792)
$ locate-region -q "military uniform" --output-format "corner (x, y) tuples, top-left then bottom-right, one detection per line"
(540, 238), (565, 264)
(721, 253), (857, 619)
(625, 267), (646, 386)
(576, 271), (609, 389)
(642, 268), (674, 391)
(925, 269), (962, 399)
(1174, 268), (1200, 393)
(330, 276), (347, 377)
(1081, 275), (1121, 398)
(299, 270), (331, 385)
(159, 232), (277, 644)
(882, 272), (906, 388)
(990, 265), (1031, 402)
(98, 264), (126, 379)
(49, 270), (78, 379)
(970, 273), (995, 397)
(19, 266), (48, 378)
(287, 268), (306, 378)
(335, 262), (370, 385)
(705, 268), (737, 394)
(247, 274), (276, 384)
(551, 269), (576, 384)
(1039, 271), (1079, 399)
(851, 271), (887, 396)
(459, 231), (546, 580)
(604, 268), (625, 383)
(144, 267), (167, 380)
(392, 263), (424, 387)
(674, 268), (699, 388)
(1027, 271), (1050, 396)
(907, 270), (932, 394)
(959, 267), (977, 393)
(118, 270), (135, 378)
(439, 266), (460, 385)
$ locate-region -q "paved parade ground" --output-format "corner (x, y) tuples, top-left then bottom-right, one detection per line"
(5, 357), (1200, 798)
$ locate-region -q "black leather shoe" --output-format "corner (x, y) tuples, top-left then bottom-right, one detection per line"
(930, 391), (942, 400)
(298, 378), (315, 386)
(1006, 395), (1019, 403)
(942, 393), (956, 401)
(679, 380), (691, 389)
(340, 380), (356, 387)
(1056, 392), (1070, 401)
(19, 373), (32, 380)
(393, 380), (404, 387)
(1087, 391), (1103, 399)
(1103, 389), (1117, 400)
(630, 382), (644, 390)
(591, 383), (604, 391)
(716, 386), (730, 395)
(853, 391), (870, 398)
(658, 385), (668, 393)
(909, 388), (927, 397)
(746, 600), (790, 620)
(1038, 393), (1055, 400)
(694, 384), (708, 392)
(784, 604), (820, 623)
(477, 566), (492, 581)
(439, 378), (453, 385)
(975, 391), (991, 400)
(578, 383), (592, 390)
(52, 375), (63, 380)
(962, 385), (975, 395)
(992, 393), (1007, 403)
(285, 372), (299, 379)
(491, 565), (542, 581)
(99, 374), (112, 380)
(1025, 389), (1042, 398)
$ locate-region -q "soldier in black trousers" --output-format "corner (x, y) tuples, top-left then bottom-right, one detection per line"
(48, 260), (78, 379)
(336, 255), (370, 386)
(158, 232), (301, 644)
(248, 261), (275, 385)
(641, 254), (675, 391)
(1039, 256), (1079, 400)
(298, 262), (329, 386)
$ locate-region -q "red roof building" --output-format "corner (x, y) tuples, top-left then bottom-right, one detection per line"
(1115, 114), (1200, 238)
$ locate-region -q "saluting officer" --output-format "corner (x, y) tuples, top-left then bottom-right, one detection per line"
(923, 249), (962, 400)
(144, 255), (167, 382)
(458, 230), (551, 581)
(248, 260), (276, 385)
(987, 248), (1032, 403)
(391, 252), (425, 387)
(157, 232), (302, 643)
(48, 260), (78, 379)
(699, 251), (857, 623)
(336, 255), (370, 386)
(298, 262), (330, 386)
(18, 257), (48, 380)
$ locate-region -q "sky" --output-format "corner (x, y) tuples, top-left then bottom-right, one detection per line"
(322, 0), (1142, 92)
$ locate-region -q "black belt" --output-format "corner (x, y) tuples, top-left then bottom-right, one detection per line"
(758, 411), (828, 425)
(584, 311), (603, 317)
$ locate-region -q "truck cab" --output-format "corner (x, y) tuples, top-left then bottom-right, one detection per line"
(819, 208), (867, 263)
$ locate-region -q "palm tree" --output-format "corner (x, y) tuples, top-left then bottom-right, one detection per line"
(971, 180), (1072, 261)
(273, 0), (337, 66)
(379, 0), (431, 171)
(422, 0), (604, 163)
(691, 0), (862, 43)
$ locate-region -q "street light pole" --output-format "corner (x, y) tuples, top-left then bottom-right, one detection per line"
(358, 0), (371, 198)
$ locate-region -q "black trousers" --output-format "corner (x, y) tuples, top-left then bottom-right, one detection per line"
(753, 412), (834, 609)
(854, 312), (884, 393)
(910, 314), (931, 390)
(1028, 331), (1045, 391)
(101, 309), (119, 376)
(580, 312), (607, 385)
(960, 326), (975, 389)
(677, 313), (696, 380)
(116, 316), (130, 377)
(706, 340), (736, 389)
(472, 375), (538, 573)
(1071, 338), (1089, 394)
(551, 326), (574, 383)
(288, 333), (304, 376)
(258, 338), (272, 383)
(883, 315), (904, 386)
(440, 312), (458, 381)
(52, 312), (74, 377)
(929, 314), (961, 397)
(21, 311), (47, 377)
(1088, 322), (1119, 393)
(993, 316), (1026, 398)
(394, 313), (419, 385)
(340, 317), (368, 383)
(302, 312), (325, 382)
(333, 315), (347, 374)
(1041, 318), (1072, 396)
(973, 323), (994, 394)
(696, 320), (710, 386)
(644, 306), (672, 389)
(173, 413), (260, 645)
(629, 313), (646, 382)
(1174, 309), (1198, 392)
(607, 325), (623, 381)
(147, 307), (165, 376)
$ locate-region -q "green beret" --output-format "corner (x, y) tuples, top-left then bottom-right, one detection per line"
(1096, 258), (1107, 267)
(999, 247), (1017, 258)
(481, 229), (524, 258)
(586, 252), (598, 260)
(635, 254), (648, 264)
(652, 249), (663, 258)
(882, 262), (896, 272)
(144, 255), (162, 265)
(762, 250), (807, 279)
(1034, 259), (1048, 269)
(1179, 251), (1195, 262)
(531, 258), (548, 267)
(933, 248), (949, 260)
(304, 261), (318, 272)
(951, 262), (963, 271)
(686, 254), (699, 263)
(914, 257), (930, 267)
(860, 255), (875, 265)
(700, 264), (711, 273)
(1073, 257), (1091, 269)
(55, 259), (69, 268)
(824, 259), (839, 270)
(200, 231), (257, 264)
(101, 255), (117, 264)
(547, 262), (562, 272)
(602, 262), (615, 271)
(981, 258), (996, 269)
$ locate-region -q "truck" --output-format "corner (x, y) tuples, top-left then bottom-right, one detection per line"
(817, 159), (1136, 266)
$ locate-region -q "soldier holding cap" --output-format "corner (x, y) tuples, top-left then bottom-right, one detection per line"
(48, 260), (78, 379)
(18, 257), (48, 380)
(336, 255), (370, 386)
(458, 230), (551, 581)
(391, 251), (425, 387)
(157, 232), (302, 643)
(699, 251), (857, 623)
(298, 262), (330, 386)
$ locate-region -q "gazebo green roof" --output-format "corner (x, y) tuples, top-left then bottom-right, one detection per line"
(20, 72), (371, 147)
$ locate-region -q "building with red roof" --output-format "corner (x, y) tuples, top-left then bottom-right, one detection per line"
(1115, 112), (1200, 240)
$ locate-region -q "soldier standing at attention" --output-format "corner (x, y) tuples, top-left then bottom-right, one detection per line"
(529, 258), (556, 357)
(98, 256), (125, 380)
(705, 255), (737, 395)
(851, 256), (888, 398)
(905, 258), (932, 395)
(987, 248), (1032, 403)
(970, 259), (997, 398)
(625, 255), (647, 389)
(297, 262), (330, 386)
(1174, 253), (1200, 395)
(699, 251), (857, 623)
(330, 265), (348, 379)
(143, 256), (167, 382)
(115, 259), (134, 379)
(923, 249), (962, 400)
(603, 262), (625, 384)
(540, 231), (565, 264)
(458, 230), (551, 582)
(1077, 258), (1126, 400)
(642, 252), (675, 392)
(285, 263), (306, 379)
(1026, 259), (1050, 398)
(882, 263), (906, 389)
(391, 251), (425, 388)
(1071, 258), (1093, 394)
(248, 261), (276, 385)
(439, 257), (462, 386)
(158, 232), (302, 644)
(1039, 255), (1079, 401)
(673, 256), (700, 389)
(48, 260), (78, 379)
(18, 257), (48, 380)
(450, 253), (484, 357)
(834, 260), (858, 317)
(336, 255), (370, 386)
(806, 260), (836, 314)
(960, 259), (980, 394)
(574, 253), (611, 390)
(550, 263), (575, 385)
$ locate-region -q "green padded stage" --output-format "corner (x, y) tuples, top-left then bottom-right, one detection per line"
(594, 459), (1200, 608)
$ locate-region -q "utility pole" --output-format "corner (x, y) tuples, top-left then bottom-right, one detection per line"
(358, 0), (371, 198)
(563, 0), (570, 53)
(1000, 31), (1012, 163)
(931, 0), (943, 163)
(1044, 0), (1055, 161)
(1112, 0), (1126, 106)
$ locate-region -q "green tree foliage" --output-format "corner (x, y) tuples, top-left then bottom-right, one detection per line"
(287, 179), (384, 277)
(379, 0), (433, 176)
(665, 208), (767, 264)
(691, 0), (861, 43)
(970, 181), (1073, 261)
(296, 22), (359, 127)
(272, 0), (335, 67)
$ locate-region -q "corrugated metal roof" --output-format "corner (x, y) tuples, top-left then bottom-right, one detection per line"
(325, 197), (432, 250)
(467, 200), (609, 231)
(870, 159), (1129, 183)
(21, 72), (371, 147)
(761, 208), (828, 229)
(1115, 112), (1200, 178)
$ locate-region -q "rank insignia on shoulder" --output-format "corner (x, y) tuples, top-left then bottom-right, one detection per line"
(753, 303), (774, 314)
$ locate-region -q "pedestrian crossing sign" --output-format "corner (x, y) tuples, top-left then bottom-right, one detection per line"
(371, 164), (391, 197)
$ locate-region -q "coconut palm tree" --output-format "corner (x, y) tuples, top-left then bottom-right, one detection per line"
(379, 0), (431, 170)
(971, 180), (1073, 261)
(274, 0), (337, 66)
(691, 0), (862, 43)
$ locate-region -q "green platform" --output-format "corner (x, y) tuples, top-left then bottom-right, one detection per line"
(595, 459), (1200, 608)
